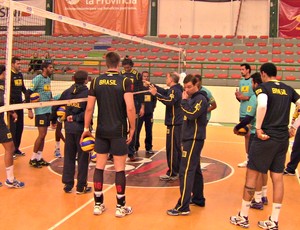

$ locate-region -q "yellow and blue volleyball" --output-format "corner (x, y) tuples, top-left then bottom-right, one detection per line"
(81, 136), (95, 152)
(90, 150), (97, 163)
(237, 126), (250, 136)
(30, 92), (40, 102)
(56, 106), (66, 121)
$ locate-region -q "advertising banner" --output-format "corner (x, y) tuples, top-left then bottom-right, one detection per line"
(54, 0), (149, 35)
(279, 0), (300, 38)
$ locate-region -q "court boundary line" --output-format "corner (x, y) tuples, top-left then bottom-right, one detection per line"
(47, 147), (166, 229)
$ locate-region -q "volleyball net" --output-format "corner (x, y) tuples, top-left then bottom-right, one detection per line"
(0, 0), (183, 117)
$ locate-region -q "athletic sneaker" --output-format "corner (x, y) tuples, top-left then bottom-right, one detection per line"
(262, 196), (268, 205)
(146, 149), (154, 154)
(258, 217), (278, 230)
(94, 203), (106, 215)
(54, 148), (62, 158)
(14, 150), (25, 156)
(166, 209), (190, 216)
(5, 178), (25, 188)
(190, 198), (205, 207)
(107, 154), (113, 162)
(159, 174), (179, 181)
(115, 205), (133, 218)
(250, 199), (264, 210)
(230, 212), (249, 228)
(76, 186), (92, 195)
(283, 169), (295, 176)
(37, 158), (50, 166)
(29, 159), (42, 168)
(128, 155), (136, 162)
(63, 184), (73, 193)
(238, 161), (248, 168)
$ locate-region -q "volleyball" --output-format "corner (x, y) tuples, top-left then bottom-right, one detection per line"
(30, 92), (40, 102)
(80, 136), (95, 152)
(237, 126), (250, 136)
(56, 106), (66, 121)
(90, 150), (97, 163)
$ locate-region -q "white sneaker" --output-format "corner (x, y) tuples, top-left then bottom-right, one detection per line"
(238, 161), (248, 168)
(94, 203), (105, 215)
(115, 205), (133, 217)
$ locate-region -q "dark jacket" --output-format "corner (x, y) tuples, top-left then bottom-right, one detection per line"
(156, 83), (183, 126)
(181, 91), (208, 141)
(52, 84), (88, 134)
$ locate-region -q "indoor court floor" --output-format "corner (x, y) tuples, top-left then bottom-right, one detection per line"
(0, 122), (299, 230)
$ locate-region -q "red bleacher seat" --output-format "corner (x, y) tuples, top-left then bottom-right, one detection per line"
(276, 76), (282, 80)
(258, 42), (267, 47)
(111, 40), (120, 44)
(107, 47), (116, 51)
(136, 55), (145, 60)
(192, 64), (202, 69)
(172, 56), (179, 61)
(237, 35), (246, 39)
(153, 71), (164, 77)
(140, 48), (149, 52)
(191, 35), (200, 39)
(285, 50), (294, 55)
(272, 58), (282, 63)
(285, 67), (296, 71)
(272, 50), (281, 55)
(198, 49), (208, 53)
(77, 54), (87, 58)
(225, 35), (235, 39)
(286, 76), (296, 81)
(247, 50), (256, 54)
(284, 58), (295, 63)
(220, 65), (229, 69)
(200, 42), (209, 46)
(284, 43), (293, 47)
(158, 34), (167, 38)
(272, 43), (281, 47)
(210, 50), (219, 54)
(186, 49), (196, 53)
(259, 58), (268, 62)
(72, 47), (81, 51)
(55, 54), (64, 58)
(246, 58), (255, 62)
(186, 56), (193, 61)
(178, 41), (187, 45)
(224, 42), (233, 46)
(204, 73), (214, 78)
(221, 57), (230, 62)
(214, 35), (223, 39)
(159, 56), (169, 60)
(169, 34), (178, 38)
(208, 57), (218, 61)
(147, 55), (157, 60)
(117, 47), (126, 52)
(66, 54), (75, 58)
(234, 50), (244, 54)
(196, 57), (205, 61)
(202, 35), (212, 39)
(40, 47), (48, 51)
(206, 65), (217, 69)
(122, 40), (131, 44)
(180, 35), (189, 38)
(156, 63), (167, 68)
(233, 57), (243, 62)
(128, 48), (137, 52)
(259, 50), (268, 54)
(222, 49), (231, 54)
(217, 73), (228, 79)
(231, 74), (241, 79)
(83, 47), (92, 51)
(212, 42), (221, 46)
(189, 41), (198, 46)
(166, 41), (175, 45)
(245, 42), (254, 47)
(277, 66), (282, 71)
(169, 63), (178, 68)
(151, 48), (160, 52)
(248, 35), (258, 39)
(260, 35), (269, 39)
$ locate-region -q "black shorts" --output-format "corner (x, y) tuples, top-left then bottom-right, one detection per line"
(35, 113), (50, 127)
(0, 125), (13, 143)
(94, 137), (128, 156)
(248, 136), (289, 174)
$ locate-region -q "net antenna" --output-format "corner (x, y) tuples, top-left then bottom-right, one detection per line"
(0, 0), (184, 113)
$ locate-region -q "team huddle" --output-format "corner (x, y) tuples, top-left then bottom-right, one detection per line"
(0, 53), (299, 229)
